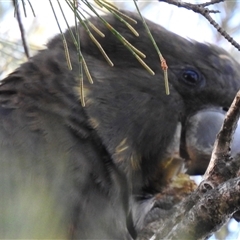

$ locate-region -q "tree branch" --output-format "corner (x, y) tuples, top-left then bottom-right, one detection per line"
(204, 90), (240, 184)
(159, 0), (240, 51)
(138, 90), (240, 239)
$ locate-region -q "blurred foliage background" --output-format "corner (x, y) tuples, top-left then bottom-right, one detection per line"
(0, 0), (240, 239)
(1, 0), (240, 78)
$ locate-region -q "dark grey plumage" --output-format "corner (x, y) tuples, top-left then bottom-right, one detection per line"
(0, 11), (240, 239)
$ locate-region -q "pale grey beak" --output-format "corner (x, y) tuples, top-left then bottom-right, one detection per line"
(185, 108), (240, 175)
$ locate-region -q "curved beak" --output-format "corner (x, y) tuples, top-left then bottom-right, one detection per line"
(184, 108), (240, 175)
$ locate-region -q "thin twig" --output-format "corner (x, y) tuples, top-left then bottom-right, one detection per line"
(159, 0), (240, 51)
(204, 90), (240, 184)
(12, 0), (30, 59)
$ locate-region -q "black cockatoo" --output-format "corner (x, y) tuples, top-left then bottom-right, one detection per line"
(0, 11), (240, 239)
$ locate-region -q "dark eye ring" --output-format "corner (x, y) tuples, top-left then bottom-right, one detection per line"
(180, 68), (204, 87)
